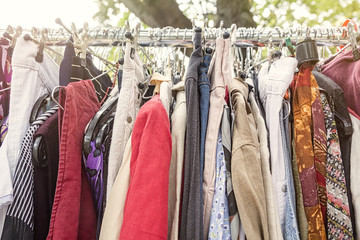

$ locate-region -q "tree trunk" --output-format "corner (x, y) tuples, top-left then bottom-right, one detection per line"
(216, 0), (256, 28)
(121, 0), (192, 28)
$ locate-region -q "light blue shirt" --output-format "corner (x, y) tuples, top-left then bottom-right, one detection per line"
(208, 129), (231, 240)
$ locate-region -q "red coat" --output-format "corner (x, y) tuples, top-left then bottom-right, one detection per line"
(120, 95), (171, 240)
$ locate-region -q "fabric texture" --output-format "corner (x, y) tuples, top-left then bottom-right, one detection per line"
(70, 54), (112, 102)
(311, 92), (327, 223)
(208, 129), (231, 240)
(180, 29), (204, 240)
(47, 80), (99, 240)
(290, 140), (309, 240)
(99, 137), (131, 240)
(83, 140), (105, 236)
(203, 38), (231, 237)
(248, 82), (283, 240)
(59, 39), (75, 86)
(320, 93), (353, 239)
(119, 95), (171, 240)
(160, 81), (173, 116)
(0, 37), (58, 236)
(313, 70), (355, 236)
(1, 107), (57, 240)
(229, 77), (269, 240)
(291, 64), (326, 240)
(33, 112), (59, 240)
(258, 57), (299, 238)
(199, 53), (212, 235)
(279, 100), (300, 240)
(321, 48), (360, 116)
(222, 104), (243, 240)
(106, 41), (144, 201)
(0, 45), (11, 123)
(168, 81), (186, 240)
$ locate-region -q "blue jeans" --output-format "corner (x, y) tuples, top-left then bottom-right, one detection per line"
(280, 99), (300, 239)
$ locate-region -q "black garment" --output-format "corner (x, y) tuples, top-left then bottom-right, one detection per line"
(71, 54), (113, 102)
(313, 70), (356, 238)
(59, 39), (75, 86)
(33, 112), (59, 240)
(180, 28), (203, 240)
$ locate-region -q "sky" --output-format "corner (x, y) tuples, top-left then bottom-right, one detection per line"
(0, 0), (107, 29)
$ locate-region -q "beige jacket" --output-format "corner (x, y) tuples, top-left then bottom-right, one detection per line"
(167, 81), (186, 240)
(229, 77), (269, 240)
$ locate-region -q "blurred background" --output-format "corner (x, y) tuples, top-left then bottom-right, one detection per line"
(1, 0), (360, 29)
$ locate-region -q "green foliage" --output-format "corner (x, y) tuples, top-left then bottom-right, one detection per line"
(93, 0), (360, 28)
(252, 0), (360, 27)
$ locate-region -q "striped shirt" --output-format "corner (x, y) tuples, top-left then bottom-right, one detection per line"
(1, 106), (58, 239)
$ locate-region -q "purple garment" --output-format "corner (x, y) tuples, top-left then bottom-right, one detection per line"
(0, 47), (12, 120)
(83, 140), (105, 235)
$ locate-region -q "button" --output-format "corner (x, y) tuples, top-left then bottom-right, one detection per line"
(282, 185), (287, 192)
(127, 116), (132, 123)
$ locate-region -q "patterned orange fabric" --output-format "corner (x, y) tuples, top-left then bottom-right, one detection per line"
(291, 64), (326, 240)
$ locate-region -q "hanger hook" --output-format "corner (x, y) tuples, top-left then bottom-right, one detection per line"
(51, 86), (64, 111)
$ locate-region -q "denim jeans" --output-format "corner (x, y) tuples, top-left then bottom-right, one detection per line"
(199, 52), (212, 220)
(280, 100), (300, 239)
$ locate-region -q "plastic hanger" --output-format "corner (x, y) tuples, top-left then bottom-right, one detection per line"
(29, 90), (59, 124)
(83, 95), (118, 157)
(95, 116), (114, 149)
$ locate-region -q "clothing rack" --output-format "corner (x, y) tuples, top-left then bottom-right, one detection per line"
(0, 26), (353, 47)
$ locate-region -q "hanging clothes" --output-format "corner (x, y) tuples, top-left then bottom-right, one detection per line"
(99, 136), (131, 240)
(0, 43), (11, 125)
(59, 39), (75, 86)
(310, 86), (327, 223)
(247, 77), (283, 240)
(222, 103), (245, 240)
(208, 128), (231, 240)
(47, 80), (99, 240)
(1, 107), (57, 240)
(168, 81), (186, 240)
(229, 77), (269, 240)
(203, 37), (231, 238)
(313, 70), (356, 236)
(106, 41), (145, 202)
(119, 95), (171, 240)
(0, 37), (59, 236)
(198, 52), (212, 233)
(321, 50), (360, 117)
(258, 57), (300, 239)
(291, 64), (326, 240)
(320, 93), (354, 239)
(180, 28), (203, 240)
(33, 111), (59, 240)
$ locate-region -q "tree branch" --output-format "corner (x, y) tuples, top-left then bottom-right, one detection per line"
(121, 0), (192, 28)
